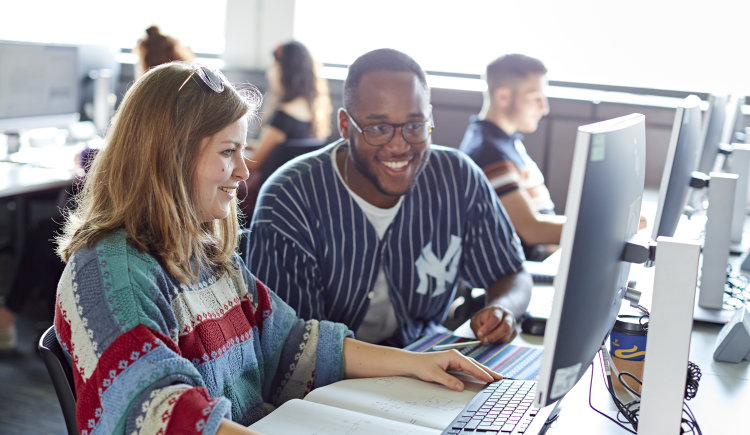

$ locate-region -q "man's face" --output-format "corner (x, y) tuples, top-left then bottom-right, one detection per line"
(503, 73), (549, 134)
(341, 70), (432, 205)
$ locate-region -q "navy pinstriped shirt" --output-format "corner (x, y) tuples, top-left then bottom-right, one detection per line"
(247, 141), (524, 346)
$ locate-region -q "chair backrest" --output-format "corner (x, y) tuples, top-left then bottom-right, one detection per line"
(262, 137), (327, 178)
(38, 325), (77, 435)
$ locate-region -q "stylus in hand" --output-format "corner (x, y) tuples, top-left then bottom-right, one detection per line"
(432, 340), (482, 350)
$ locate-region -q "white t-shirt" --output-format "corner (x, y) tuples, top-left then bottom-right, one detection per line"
(334, 146), (402, 343)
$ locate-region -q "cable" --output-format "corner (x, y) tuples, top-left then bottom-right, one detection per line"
(681, 402), (702, 435)
(587, 356), (637, 434)
(684, 361), (701, 401)
(591, 331), (704, 434)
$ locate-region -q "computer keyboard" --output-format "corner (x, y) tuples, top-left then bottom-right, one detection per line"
(443, 378), (539, 434)
(530, 272), (555, 284)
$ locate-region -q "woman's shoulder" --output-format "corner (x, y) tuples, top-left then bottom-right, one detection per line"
(58, 230), (174, 338)
(68, 230), (166, 291)
(278, 97), (313, 122)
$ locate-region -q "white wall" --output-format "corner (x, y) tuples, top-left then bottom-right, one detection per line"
(223, 0), (296, 69)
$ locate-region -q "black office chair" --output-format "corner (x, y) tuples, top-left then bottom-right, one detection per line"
(239, 137), (327, 224)
(262, 137), (327, 178)
(38, 325), (77, 435)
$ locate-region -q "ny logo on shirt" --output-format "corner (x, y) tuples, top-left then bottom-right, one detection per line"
(415, 235), (462, 296)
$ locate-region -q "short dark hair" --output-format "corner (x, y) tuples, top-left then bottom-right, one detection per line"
(486, 53), (547, 92)
(343, 48), (428, 111)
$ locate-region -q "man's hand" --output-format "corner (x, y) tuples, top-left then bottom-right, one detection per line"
(470, 305), (518, 344)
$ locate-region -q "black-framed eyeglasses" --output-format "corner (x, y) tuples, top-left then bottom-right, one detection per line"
(178, 65), (226, 93)
(343, 109), (434, 146)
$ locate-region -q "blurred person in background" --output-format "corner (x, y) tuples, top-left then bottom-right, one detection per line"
(239, 40), (332, 221)
(133, 25), (195, 79)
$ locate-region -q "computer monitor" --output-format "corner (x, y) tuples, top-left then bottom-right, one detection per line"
(0, 40), (80, 132)
(696, 94), (729, 175)
(534, 113), (645, 408)
(651, 95), (703, 240)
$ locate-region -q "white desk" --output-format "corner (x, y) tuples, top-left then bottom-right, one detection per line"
(0, 141), (84, 197)
(0, 162), (77, 198)
(455, 274), (750, 434)
(529, 323), (748, 434)
(1, 144), (81, 255)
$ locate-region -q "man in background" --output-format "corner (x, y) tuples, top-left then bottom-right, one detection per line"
(459, 54), (564, 261)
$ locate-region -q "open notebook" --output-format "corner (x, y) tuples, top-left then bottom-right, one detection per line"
(248, 376), (485, 434)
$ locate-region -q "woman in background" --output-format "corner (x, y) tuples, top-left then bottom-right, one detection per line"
(239, 41), (332, 221)
(244, 40), (332, 172)
(133, 25), (195, 78)
(54, 61), (501, 434)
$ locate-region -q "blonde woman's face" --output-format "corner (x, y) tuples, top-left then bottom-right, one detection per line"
(193, 118), (249, 221)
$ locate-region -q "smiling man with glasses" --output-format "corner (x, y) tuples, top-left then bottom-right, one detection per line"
(247, 48), (531, 348)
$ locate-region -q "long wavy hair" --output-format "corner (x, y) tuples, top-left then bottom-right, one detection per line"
(273, 40), (332, 139)
(57, 62), (260, 282)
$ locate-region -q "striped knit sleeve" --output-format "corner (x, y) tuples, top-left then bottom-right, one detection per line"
(54, 243), (231, 435)
(240, 268), (352, 407)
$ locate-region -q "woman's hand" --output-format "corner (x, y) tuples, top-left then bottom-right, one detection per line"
(343, 338), (502, 392)
(403, 349), (503, 391)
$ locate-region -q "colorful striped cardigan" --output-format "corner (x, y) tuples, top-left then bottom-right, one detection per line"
(54, 230), (350, 434)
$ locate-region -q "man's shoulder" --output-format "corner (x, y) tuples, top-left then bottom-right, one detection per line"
(253, 142), (341, 229)
(262, 142), (335, 190)
(430, 144), (464, 157)
(422, 145), (486, 188)
(460, 123), (518, 167)
(427, 145), (476, 170)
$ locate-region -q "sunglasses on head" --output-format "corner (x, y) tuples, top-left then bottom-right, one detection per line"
(178, 65), (226, 94)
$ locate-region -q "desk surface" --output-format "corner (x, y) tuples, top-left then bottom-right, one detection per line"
(0, 144), (82, 198)
(542, 322), (747, 434)
(455, 278), (750, 434)
(0, 162), (77, 197)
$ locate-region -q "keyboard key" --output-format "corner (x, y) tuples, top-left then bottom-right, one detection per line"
(501, 422), (518, 432)
(478, 422), (504, 431)
(464, 418), (482, 430)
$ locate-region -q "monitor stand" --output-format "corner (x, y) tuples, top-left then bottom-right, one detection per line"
(728, 144), (750, 255)
(696, 172), (738, 324)
(638, 237), (701, 434)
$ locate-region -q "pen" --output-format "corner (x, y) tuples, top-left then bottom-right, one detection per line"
(432, 340), (482, 350)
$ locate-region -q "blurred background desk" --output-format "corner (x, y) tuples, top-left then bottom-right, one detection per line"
(0, 143), (82, 256)
(0, 162), (77, 198)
